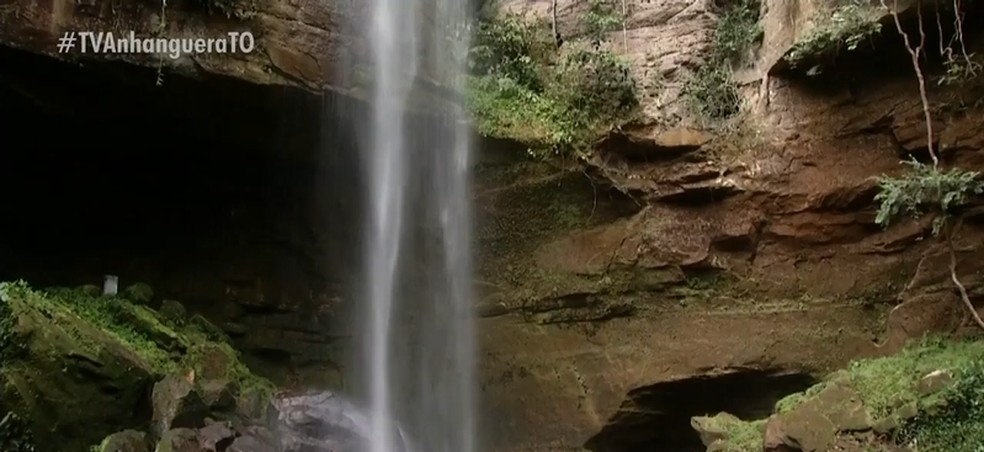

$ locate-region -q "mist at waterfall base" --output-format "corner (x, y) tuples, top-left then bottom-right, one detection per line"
(343, 0), (478, 451)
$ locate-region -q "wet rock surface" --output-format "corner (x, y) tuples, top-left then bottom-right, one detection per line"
(125, 389), (404, 452)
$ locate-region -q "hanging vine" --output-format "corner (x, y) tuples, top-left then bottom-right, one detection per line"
(873, 0), (984, 329)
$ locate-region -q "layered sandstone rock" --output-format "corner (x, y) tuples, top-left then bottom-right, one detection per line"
(1, 0), (983, 451)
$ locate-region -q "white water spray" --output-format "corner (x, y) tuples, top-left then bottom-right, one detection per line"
(362, 1), (476, 451)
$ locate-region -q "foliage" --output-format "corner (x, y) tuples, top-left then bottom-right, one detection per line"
(873, 158), (984, 235)
(683, 65), (742, 120)
(710, 0), (764, 66)
(465, 4), (638, 157)
(550, 48), (638, 129)
(583, 0), (623, 48)
(682, 0), (761, 120)
(202, 0), (257, 20)
(896, 358), (984, 451)
(0, 284), (21, 361)
(784, 0), (884, 71)
(470, 12), (547, 91)
(465, 75), (576, 150)
(0, 413), (36, 452)
(939, 54), (983, 87)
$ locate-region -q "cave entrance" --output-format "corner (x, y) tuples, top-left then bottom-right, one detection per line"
(584, 370), (818, 452)
(0, 44), (365, 386)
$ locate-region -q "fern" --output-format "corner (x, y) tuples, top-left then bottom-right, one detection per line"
(874, 158), (984, 235)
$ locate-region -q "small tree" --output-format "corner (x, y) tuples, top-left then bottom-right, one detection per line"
(874, 0), (984, 329)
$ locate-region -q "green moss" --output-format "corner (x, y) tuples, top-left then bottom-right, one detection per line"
(783, 0), (884, 72)
(0, 281), (272, 452)
(700, 414), (766, 451)
(896, 357), (984, 451)
(775, 337), (984, 419)
(714, 338), (984, 451)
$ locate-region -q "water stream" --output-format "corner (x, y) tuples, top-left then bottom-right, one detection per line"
(362, 1), (476, 451)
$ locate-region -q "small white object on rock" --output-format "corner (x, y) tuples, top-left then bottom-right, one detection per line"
(917, 369), (953, 395)
(103, 275), (119, 296)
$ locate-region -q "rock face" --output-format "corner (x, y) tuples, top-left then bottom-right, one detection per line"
(1, 0), (983, 451)
(0, 0), (346, 91)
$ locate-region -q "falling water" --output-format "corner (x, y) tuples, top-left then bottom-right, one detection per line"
(361, 0), (476, 451)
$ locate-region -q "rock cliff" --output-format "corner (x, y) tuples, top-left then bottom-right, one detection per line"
(0, 0), (983, 451)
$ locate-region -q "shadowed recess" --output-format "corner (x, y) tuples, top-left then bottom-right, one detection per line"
(585, 370), (818, 452)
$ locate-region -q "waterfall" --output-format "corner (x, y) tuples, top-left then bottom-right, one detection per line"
(359, 0), (476, 451)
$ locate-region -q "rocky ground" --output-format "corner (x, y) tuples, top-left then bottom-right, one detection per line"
(0, 282), (392, 452)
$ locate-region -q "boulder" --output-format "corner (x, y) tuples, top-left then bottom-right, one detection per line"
(123, 283), (155, 304)
(763, 416), (797, 452)
(690, 413), (736, 447)
(152, 372), (209, 436)
(777, 402), (836, 452)
(156, 428), (205, 452)
(200, 380), (238, 412)
(96, 430), (152, 452)
(196, 422), (236, 451)
(917, 370), (953, 395)
(161, 300), (188, 325)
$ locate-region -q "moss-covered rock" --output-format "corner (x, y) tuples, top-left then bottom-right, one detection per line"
(694, 337), (984, 451)
(94, 430), (150, 452)
(0, 281), (272, 452)
(122, 283), (154, 304)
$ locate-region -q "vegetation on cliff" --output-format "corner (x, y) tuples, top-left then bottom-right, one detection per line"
(682, 0), (761, 121)
(872, 0), (984, 330)
(466, 0), (639, 158)
(0, 281), (271, 452)
(694, 337), (984, 451)
(783, 0), (885, 73)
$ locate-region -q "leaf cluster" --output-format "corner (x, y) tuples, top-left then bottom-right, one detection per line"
(874, 158), (984, 235)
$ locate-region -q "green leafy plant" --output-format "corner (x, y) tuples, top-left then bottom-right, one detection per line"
(683, 65), (742, 120)
(896, 358), (984, 451)
(682, 0), (761, 120)
(465, 3), (638, 157)
(550, 48), (638, 128)
(874, 158), (984, 235)
(583, 0), (623, 48)
(873, 0), (983, 331)
(939, 54), (983, 87)
(470, 12), (547, 90)
(711, 0), (764, 66)
(784, 0), (884, 71)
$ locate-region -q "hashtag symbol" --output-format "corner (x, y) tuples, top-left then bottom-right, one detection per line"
(57, 32), (76, 53)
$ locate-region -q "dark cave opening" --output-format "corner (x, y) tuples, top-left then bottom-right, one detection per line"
(584, 370), (818, 452)
(775, 0), (984, 88)
(0, 45), (359, 298)
(0, 44), (368, 384)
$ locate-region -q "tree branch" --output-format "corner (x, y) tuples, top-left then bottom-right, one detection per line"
(947, 219), (984, 330)
(881, 0), (938, 166)
(953, 0), (977, 74)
